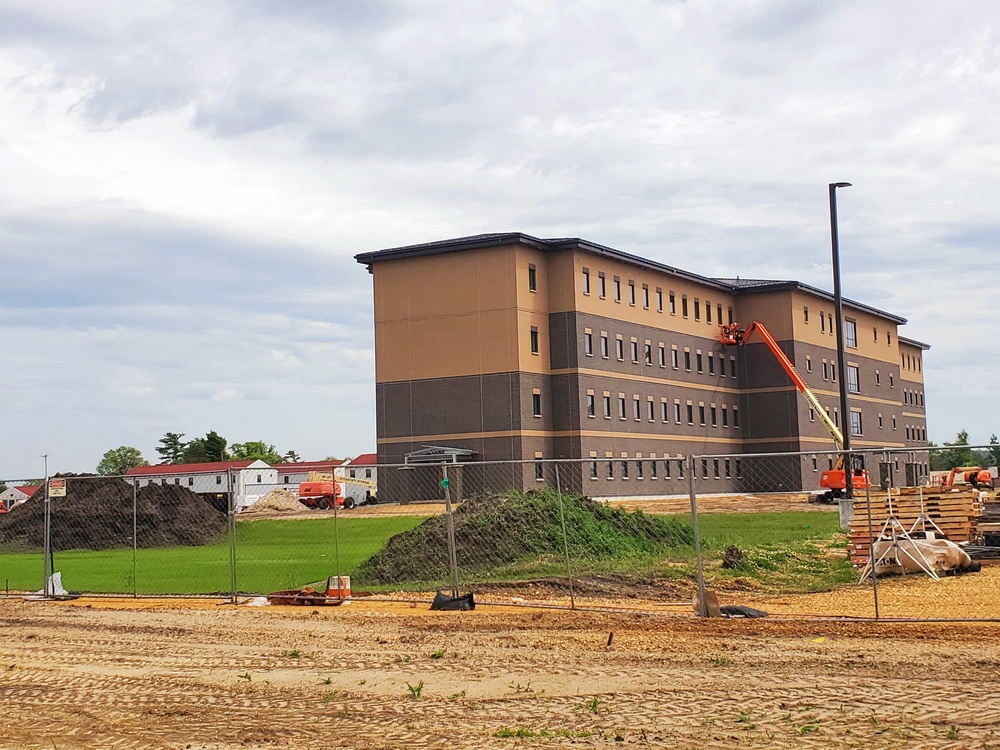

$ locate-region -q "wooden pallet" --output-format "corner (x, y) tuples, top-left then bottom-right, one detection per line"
(846, 490), (983, 565)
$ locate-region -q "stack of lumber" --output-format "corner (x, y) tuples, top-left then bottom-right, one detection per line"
(847, 489), (984, 566)
(978, 494), (1000, 546)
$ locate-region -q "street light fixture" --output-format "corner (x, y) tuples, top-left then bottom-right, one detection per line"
(829, 181), (852, 499)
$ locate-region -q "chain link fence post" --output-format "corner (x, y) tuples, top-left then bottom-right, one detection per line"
(859, 450), (880, 620)
(42, 476), (52, 598)
(131, 478), (138, 598)
(443, 463), (459, 597)
(553, 463), (575, 610)
(687, 454), (707, 617)
(228, 469), (237, 602)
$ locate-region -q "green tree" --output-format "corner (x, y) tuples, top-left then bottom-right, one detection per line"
(96, 446), (149, 476)
(282, 450), (302, 463)
(230, 441), (282, 464)
(181, 431), (230, 463)
(934, 430), (981, 470)
(987, 435), (1000, 469)
(155, 432), (187, 464)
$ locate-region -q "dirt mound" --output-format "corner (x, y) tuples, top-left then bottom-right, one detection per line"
(0, 474), (227, 551)
(241, 489), (304, 516)
(354, 489), (693, 585)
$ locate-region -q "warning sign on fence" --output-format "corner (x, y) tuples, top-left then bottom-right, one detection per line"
(47, 478), (67, 498)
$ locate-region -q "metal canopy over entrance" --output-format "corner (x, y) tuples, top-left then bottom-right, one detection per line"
(403, 445), (478, 464)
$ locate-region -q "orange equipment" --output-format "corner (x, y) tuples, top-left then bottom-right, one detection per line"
(0, 499), (6, 514)
(929, 466), (993, 490)
(719, 321), (872, 501)
(297, 480), (345, 510)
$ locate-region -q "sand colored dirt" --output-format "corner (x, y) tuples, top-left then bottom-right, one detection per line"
(2, 591), (999, 750)
(240, 488), (305, 516)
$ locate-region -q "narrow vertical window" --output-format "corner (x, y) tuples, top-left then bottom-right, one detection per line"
(530, 326), (539, 354)
(583, 331), (593, 356)
(682, 295), (689, 318)
(582, 268), (590, 294)
(628, 280), (636, 305)
(598, 272), (606, 298)
(614, 276), (621, 302)
(532, 392), (542, 417)
(528, 264), (536, 292)
(669, 291), (676, 315)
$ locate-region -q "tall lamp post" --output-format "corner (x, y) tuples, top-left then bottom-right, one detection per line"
(829, 182), (852, 510)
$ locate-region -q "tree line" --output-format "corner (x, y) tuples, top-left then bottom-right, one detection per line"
(94, 432), (337, 476)
(928, 430), (1000, 471)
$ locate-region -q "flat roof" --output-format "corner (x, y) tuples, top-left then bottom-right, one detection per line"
(898, 336), (931, 350)
(357, 233), (909, 325)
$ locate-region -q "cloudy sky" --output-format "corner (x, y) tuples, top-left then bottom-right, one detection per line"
(1, 0), (998, 477)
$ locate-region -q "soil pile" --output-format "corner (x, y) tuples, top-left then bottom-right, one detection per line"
(240, 489), (304, 516)
(0, 475), (227, 551)
(355, 489), (693, 585)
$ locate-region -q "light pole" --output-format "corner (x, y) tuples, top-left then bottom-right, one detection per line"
(829, 182), (852, 504)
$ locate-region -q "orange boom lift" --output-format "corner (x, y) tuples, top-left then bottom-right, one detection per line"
(719, 321), (872, 501)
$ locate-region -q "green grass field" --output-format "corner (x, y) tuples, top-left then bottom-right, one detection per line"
(0, 516), (427, 595)
(0, 510), (849, 596)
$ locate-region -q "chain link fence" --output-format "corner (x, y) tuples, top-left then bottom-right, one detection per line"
(1, 448), (997, 620)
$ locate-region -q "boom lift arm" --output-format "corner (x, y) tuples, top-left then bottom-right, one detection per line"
(720, 321), (870, 498)
(719, 321), (843, 450)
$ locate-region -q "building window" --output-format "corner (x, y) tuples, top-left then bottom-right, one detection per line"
(811, 457), (817, 472)
(733, 408), (740, 428)
(831, 364), (836, 381)
(845, 319), (858, 348)
(656, 288), (663, 312)
(530, 326), (539, 355)
(729, 356), (736, 378)
(648, 399), (655, 421)
(873, 326), (878, 342)
(875, 369), (880, 386)
(878, 413), (883, 428)
(686, 403), (694, 424)
(636, 461), (644, 479)
(601, 333), (609, 358)
(665, 459), (672, 478)
(809, 406), (815, 422)
(590, 461), (598, 479)
(628, 280), (636, 305)
(850, 411), (862, 437)
(696, 352), (703, 373)
(821, 314), (825, 333)
(847, 364), (860, 393)
(584, 331), (593, 356)
(662, 401), (669, 422)
(669, 291), (676, 315)
(614, 276), (621, 302)
(644, 343), (652, 365)
(887, 331), (892, 346)
(603, 395), (612, 419)
(684, 350), (691, 371)
(188, 477), (194, 486)
(532, 392), (542, 417)
(708, 353), (715, 375)
(889, 373), (894, 388)
(671, 348), (679, 369)
(706, 301), (712, 323)
(710, 406), (718, 427)
(713, 459), (720, 479)
(722, 405), (729, 427)
(630, 340), (639, 363)
(651, 460), (658, 479)
(804, 306), (809, 323)
(582, 268), (590, 295)
(658, 345), (666, 367)
(586, 394), (596, 417)
(701, 459), (709, 480)
(616, 337), (624, 360)
(642, 284), (649, 308)
(674, 402), (682, 423)
(619, 396), (626, 419)
(822, 361), (829, 380)
(607, 461), (614, 479)
(216, 475), (222, 485)
(678, 459), (685, 479)
(535, 460), (544, 480)
(805, 356), (812, 373)
(694, 298), (701, 321)
(725, 459), (732, 478)
(598, 272), (606, 298)
(717, 303), (723, 324)
(528, 264), (536, 292)
(622, 461), (629, 479)
(682, 295), (689, 318)
(699, 404), (706, 425)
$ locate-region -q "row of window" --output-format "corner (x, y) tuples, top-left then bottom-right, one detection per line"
(905, 425), (927, 441)
(903, 389), (924, 407)
(579, 267), (735, 326)
(581, 330), (738, 376)
(577, 457), (743, 481)
(808, 308), (896, 351)
(582, 391), (741, 428)
(902, 352), (922, 372)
